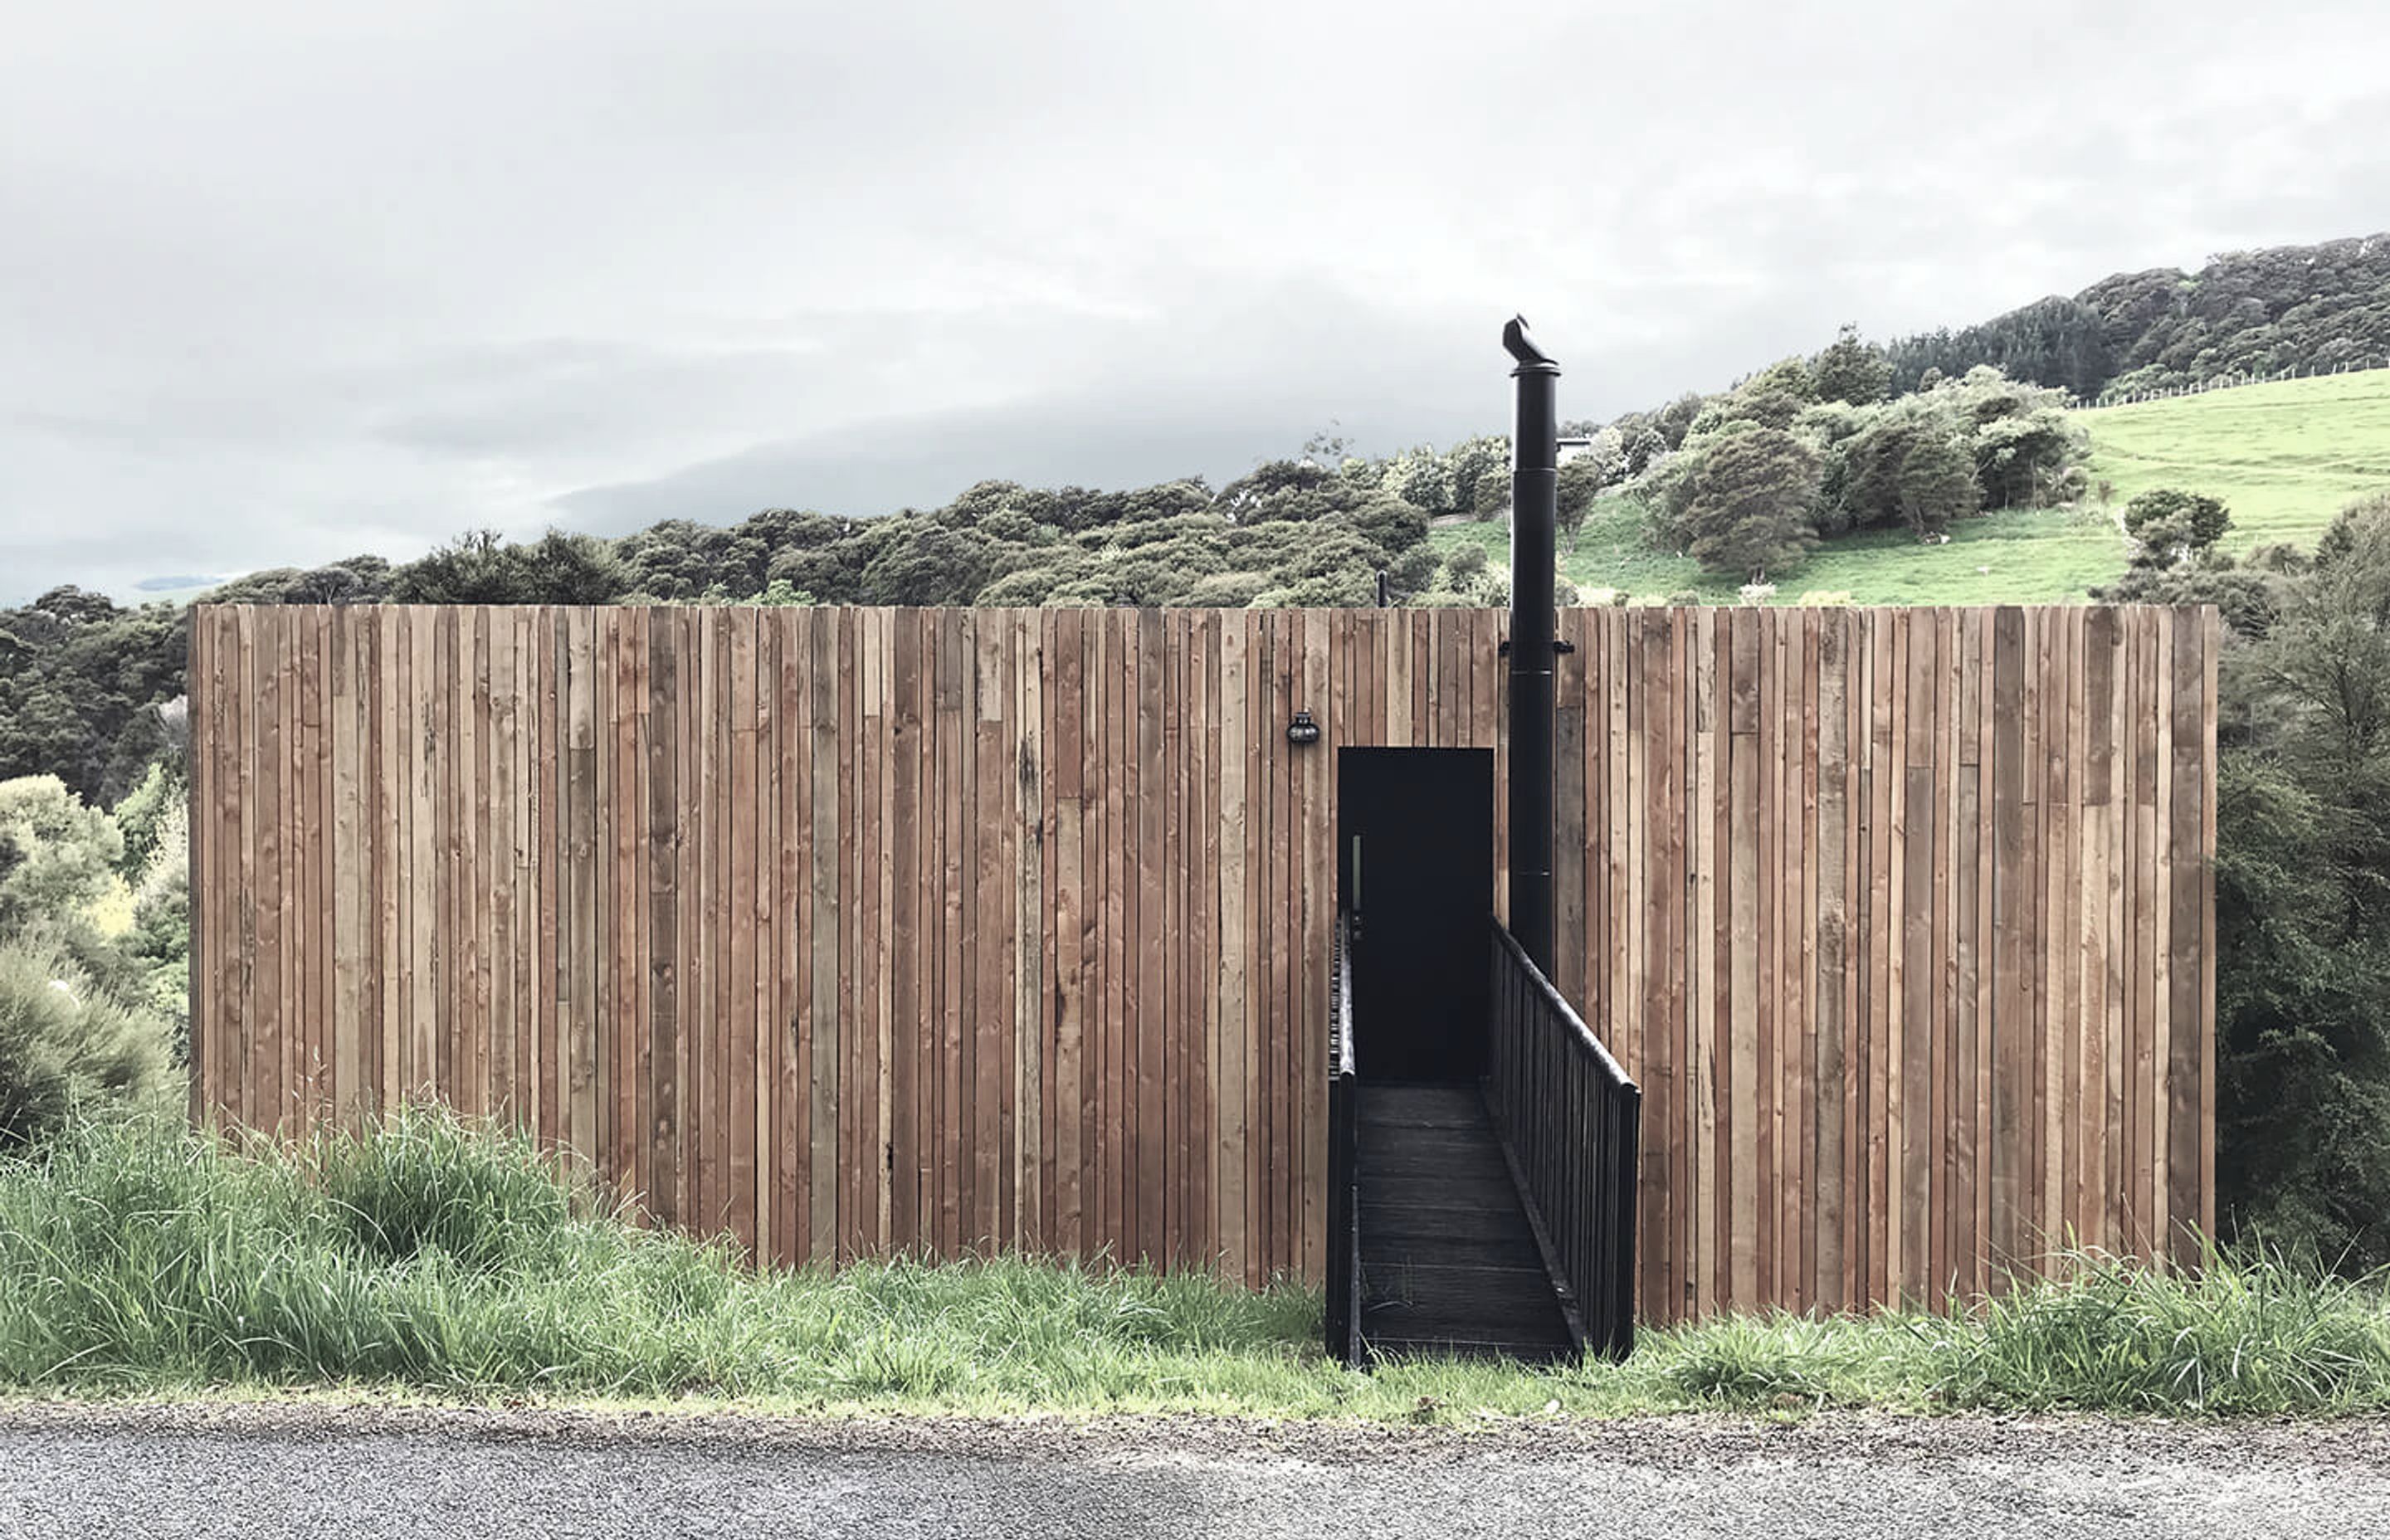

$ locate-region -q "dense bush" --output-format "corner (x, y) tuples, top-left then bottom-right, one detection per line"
(0, 592), (185, 808)
(1637, 358), (2084, 577)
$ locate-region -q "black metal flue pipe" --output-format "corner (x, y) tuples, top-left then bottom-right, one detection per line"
(1503, 315), (1559, 977)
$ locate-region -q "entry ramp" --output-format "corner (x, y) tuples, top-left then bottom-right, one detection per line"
(1326, 913), (1640, 1367)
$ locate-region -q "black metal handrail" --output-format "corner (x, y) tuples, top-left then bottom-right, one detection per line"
(1484, 918), (1641, 1359)
(1325, 909), (1363, 1367)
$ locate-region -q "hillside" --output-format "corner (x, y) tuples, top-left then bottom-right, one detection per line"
(1434, 367), (2390, 607)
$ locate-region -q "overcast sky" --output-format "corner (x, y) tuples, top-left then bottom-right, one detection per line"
(4, 0), (2387, 602)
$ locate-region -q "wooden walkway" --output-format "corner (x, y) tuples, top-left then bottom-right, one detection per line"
(1357, 1084), (1573, 1362)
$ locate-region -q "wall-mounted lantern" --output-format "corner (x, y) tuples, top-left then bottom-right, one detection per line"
(1286, 709), (1322, 747)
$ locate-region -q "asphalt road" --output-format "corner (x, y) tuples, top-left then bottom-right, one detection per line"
(2, 1403), (2385, 1539)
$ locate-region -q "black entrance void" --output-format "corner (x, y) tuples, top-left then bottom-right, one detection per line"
(1337, 748), (1494, 1082)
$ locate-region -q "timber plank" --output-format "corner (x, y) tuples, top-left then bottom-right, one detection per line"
(1689, 608), (1718, 1321)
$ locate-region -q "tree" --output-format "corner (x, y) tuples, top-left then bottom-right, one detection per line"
(1661, 425), (1822, 580)
(1334, 495), (1430, 558)
(2212, 492), (2390, 1264)
(2095, 491), (2281, 639)
(2122, 488), (2232, 551)
(1471, 469), (1510, 521)
(1894, 432), (1979, 538)
(1300, 422), (1352, 464)
(1383, 544), (1441, 597)
(202, 558), (393, 606)
(857, 519), (996, 607)
(1934, 367), (2085, 509)
(110, 761), (182, 880)
(0, 593), (184, 807)
(521, 530), (631, 605)
(1245, 526), (1383, 607)
(1555, 455), (1608, 550)
(1382, 446), (1456, 514)
(390, 528), (628, 606)
(1811, 324), (1893, 406)
(1685, 380), (1805, 437)
(388, 529), (527, 604)
(1444, 435), (1510, 517)
(1184, 572), (1272, 608)
(1653, 394), (1705, 451)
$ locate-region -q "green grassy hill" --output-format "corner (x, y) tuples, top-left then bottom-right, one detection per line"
(1432, 368), (2390, 607)
(2079, 368), (2390, 553)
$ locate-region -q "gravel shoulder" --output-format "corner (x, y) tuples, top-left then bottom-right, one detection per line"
(2, 1399), (2385, 1539)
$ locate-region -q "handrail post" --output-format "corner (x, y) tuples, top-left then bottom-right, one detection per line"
(1326, 909), (1363, 1367)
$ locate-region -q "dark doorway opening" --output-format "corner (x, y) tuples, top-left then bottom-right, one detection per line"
(1337, 748), (1495, 1082)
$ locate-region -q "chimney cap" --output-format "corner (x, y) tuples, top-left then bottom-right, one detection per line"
(1503, 315), (1558, 373)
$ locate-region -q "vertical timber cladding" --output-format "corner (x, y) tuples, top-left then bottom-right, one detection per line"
(189, 602), (2217, 1320)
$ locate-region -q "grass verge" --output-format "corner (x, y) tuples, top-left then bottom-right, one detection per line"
(4, 1113), (2388, 1421)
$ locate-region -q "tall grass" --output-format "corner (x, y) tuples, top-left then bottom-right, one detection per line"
(0, 1111), (1315, 1406)
(3, 1113), (2387, 1419)
(1954, 1247), (2390, 1415)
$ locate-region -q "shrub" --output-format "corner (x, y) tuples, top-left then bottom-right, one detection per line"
(0, 938), (173, 1148)
(1184, 572), (1271, 609)
(2123, 488), (2231, 549)
(1384, 545), (1441, 597)
(109, 762), (183, 880)
(122, 803), (189, 1054)
(0, 776), (124, 937)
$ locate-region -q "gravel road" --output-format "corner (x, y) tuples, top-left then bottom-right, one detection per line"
(2, 1401), (2384, 1539)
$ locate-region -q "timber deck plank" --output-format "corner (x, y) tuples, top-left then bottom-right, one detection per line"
(1355, 1082), (1573, 1360)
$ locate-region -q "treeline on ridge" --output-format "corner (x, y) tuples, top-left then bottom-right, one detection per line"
(1881, 231), (2390, 400)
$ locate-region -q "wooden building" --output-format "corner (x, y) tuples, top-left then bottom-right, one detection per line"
(188, 601), (2216, 1324)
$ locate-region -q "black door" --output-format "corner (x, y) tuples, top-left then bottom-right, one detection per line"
(1338, 748), (1494, 1082)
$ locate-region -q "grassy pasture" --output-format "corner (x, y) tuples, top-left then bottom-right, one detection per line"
(1434, 500), (2128, 609)
(4, 1112), (2389, 1421)
(2081, 368), (2390, 553)
(1428, 368), (2390, 607)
